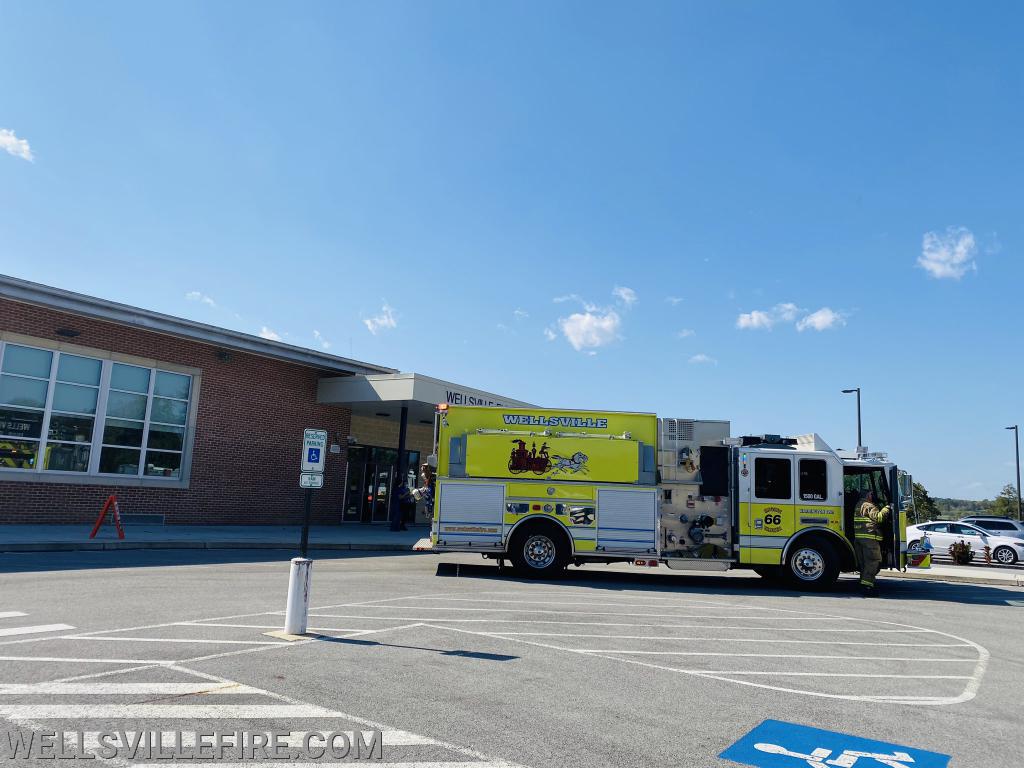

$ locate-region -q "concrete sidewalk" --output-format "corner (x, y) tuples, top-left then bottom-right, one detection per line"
(884, 562), (1024, 587)
(0, 524), (425, 553)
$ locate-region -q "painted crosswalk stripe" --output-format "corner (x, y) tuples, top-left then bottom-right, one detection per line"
(0, 612), (29, 620)
(60, 636), (288, 645)
(134, 763), (515, 768)
(0, 623), (75, 638)
(0, 704), (353, 719)
(0, 682), (267, 695)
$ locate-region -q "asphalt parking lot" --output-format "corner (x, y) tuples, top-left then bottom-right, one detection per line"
(1, 550), (1022, 767)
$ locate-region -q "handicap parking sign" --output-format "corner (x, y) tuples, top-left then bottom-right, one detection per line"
(720, 720), (950, 768)
(301, 428), (328, 473)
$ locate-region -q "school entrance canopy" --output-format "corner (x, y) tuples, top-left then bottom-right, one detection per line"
(317, 373), (533, 472)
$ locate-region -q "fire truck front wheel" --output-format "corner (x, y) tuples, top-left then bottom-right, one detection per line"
(783, 537), (840, 591)
(508, 523), (569, 577)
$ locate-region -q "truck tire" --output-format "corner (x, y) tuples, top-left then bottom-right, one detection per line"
(783, 537), (840, 591)
(508, 523), (569, 578)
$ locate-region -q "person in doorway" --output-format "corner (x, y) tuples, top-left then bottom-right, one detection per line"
(412, 463), (435, 523)
(854, 489), (891, 597)
(389, 476), (413, 532)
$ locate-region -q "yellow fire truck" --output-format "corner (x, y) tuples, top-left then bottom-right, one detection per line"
(421, 405), (907, 590)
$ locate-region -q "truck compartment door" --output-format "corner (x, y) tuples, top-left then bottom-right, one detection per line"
(596, 488), (657, 553)
(434, 481), (505, 550)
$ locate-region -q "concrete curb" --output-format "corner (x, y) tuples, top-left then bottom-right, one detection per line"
(0, 541), (422, 554)
(884, 570), (1024, 588)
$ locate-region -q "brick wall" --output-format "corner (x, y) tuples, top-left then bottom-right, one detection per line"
(0, 298), (354, 525)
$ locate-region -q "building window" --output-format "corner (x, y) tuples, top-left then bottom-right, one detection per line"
(0, 341), (193, 481)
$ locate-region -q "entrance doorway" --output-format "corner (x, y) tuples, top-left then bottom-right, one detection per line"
(343, 445), (419, 524)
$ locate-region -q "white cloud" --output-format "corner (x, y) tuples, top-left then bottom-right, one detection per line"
(612, 286), (637, 307)
(918, 226), (977, 279)
(313, 329), (331, 349)
(736, 302), (802, 330)
(796, 307), (846, 332)
(553, 294), (582, 304)
(259, 326), (282, 341)
(665, 296), (684, 306)
(513, 308), (529, 320)
(185, 290), (217, 308)
(676, 328), (695, 338)
(364, 303), (397, 335)
(774, 302), (800, 322)
(689, 353), (717, 365)
(736, 309), (773, 330)
(558, 310), (621, 352)
(0, 129), (33, 162)
(543, 327), (557, 341)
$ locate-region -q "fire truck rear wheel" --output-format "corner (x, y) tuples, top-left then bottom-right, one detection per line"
(509, 524), (569, 577)
(783, 537), (840, 591)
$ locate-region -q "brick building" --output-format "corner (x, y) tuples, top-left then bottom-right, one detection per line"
(0, 275), (526, 526)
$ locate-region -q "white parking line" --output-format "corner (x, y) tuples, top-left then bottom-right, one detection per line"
(134, 763), (518, 768)
(486, 632), (968, 647)
(0, 612), (29, 619)
(0, 656), (174, 665)
(302, 614), (934, 631)
(0, 704), (351, 719)
(60, 636), (290, 646)
(310, 606), (838, 620)
(411, 596), (767, 609)
(0, 682), (266, 695)
(0, 624), (75, 637)
(574, 650), (976, 661)
(686, 672), (973, 679)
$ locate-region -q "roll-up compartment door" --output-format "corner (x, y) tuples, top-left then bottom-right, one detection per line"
(597, 488), (657, 552)
(435, 481), (505, 548)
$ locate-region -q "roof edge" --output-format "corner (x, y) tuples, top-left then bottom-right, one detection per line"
(0, 274), (396, 376)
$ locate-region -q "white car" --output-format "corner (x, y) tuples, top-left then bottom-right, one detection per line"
(908, 521), (1024, 565)
(959, 516), (1024, 539)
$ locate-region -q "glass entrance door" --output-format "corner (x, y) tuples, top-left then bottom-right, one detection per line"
(342, 445), (419, 523)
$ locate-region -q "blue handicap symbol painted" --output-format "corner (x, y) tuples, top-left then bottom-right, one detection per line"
(307, 447), (321, 464)
(720, 720), (950, 768)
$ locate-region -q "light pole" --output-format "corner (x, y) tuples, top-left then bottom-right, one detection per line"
(842, 388), (862, 451)
(1007, 425), (1022, 521)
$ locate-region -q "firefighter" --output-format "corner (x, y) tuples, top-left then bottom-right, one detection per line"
(854, 489), (891, 597)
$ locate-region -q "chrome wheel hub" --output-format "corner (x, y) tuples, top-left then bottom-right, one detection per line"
(791, 548), (825, 581)
(523, 534), (556, 569)
(995, 548), (1015, 564)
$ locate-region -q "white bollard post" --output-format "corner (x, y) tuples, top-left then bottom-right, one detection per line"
(284, 557), (313, 636)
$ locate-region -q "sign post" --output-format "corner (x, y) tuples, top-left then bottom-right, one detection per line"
(283, 428), (327, 637)
(298, 428), (327, 557)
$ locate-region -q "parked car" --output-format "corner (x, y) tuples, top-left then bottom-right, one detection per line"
(907, 521), (1024, 565)
(959, 516), (1024, 539)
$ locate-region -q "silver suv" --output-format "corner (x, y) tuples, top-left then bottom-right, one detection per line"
(960, 516), (1024, 539)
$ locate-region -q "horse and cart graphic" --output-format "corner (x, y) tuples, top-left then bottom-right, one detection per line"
(508, 439), (589, 477)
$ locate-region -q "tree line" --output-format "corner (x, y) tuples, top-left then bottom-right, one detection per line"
(911, 482), (1020, 521)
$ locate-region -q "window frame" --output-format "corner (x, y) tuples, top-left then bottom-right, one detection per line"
(754, 456), (793, 501)
(0, 336), (199, 487)
(798, 458), (828, 502)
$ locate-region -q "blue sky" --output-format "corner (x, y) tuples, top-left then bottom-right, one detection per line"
(1, 1), (1021, 499)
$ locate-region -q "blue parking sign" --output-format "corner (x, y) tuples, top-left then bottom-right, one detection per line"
(720, 720), (950, 768)
(307, 447), (321, 464)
